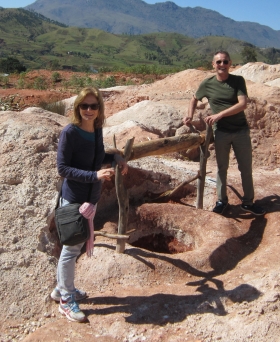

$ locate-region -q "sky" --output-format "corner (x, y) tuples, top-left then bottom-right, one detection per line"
(0, 0), (279, 31)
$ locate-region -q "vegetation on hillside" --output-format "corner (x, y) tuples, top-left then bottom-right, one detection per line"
(25, 0), (280, 48)
(0, 9), (279, 75)
(0, 57), (26, 73)
(241, 46), (257, 64)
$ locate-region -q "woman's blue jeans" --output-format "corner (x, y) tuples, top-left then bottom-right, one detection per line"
(56, 198), (84, 301)
(214, 128), (254, 205)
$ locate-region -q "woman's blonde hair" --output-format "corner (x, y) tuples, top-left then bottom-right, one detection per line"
(71, 87), (105, 128)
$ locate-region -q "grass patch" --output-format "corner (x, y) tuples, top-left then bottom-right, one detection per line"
(38, 100), (66, 116)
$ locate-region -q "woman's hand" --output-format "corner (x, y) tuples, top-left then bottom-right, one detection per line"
(97, 168), (115, 181)
(114, 154), (128, 175)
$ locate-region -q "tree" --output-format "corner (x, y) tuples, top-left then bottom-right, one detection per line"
(265, 47), (280, 64)
(48, 60), (60, 71)
(0, 57), (26, 73)
(241, 46), (257, 64)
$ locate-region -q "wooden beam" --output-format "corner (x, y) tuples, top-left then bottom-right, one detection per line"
(95, 231), (129, 240)
(154, 170), (212, 202)
(106, 133), (204, 161)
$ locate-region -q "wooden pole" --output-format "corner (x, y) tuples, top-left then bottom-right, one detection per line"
(115, 137), (134, 253)
(95, 231), (129, 240)
(196, 124), (213, 209)
(106, 133), (204, 161)
(154, 171), (212, 202)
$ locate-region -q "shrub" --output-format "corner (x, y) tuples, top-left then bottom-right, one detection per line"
(33, 76), (47, 90)
(51, 72), (62, 83)
(241, 46), (257, 63)
(68, 75), (86, 89)
(0, 57), (26, 73)
(16, 72), (27, 89)
(80, 64), (91, 73)
(0, 74), (9, 88)
(102, 75), (116, 88)
(38, 101), (66, 116)
(48, 60), (60, 71)
(98, 66), (113, 73)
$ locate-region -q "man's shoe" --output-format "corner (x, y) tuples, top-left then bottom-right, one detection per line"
(51, 288), (87, 302)
(240, 203), (266, 216)
(59, 296), (86, 322)
(213, 201), (228, 214)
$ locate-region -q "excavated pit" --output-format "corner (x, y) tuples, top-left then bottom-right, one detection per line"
(130, 232), (194, 254)
(129, 227), (196, 254)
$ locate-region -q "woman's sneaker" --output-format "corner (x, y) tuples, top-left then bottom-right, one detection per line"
(59, 296), (86, 322)
(51, 288), (87, 302)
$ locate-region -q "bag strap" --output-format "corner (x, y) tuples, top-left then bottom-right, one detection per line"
(55, 128), (98, 209)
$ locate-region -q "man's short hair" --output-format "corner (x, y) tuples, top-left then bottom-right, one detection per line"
(213, 50), (231, 60)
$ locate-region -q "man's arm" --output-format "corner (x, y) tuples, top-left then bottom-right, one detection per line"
(204, 95), (247, 126)
(183, 95), (198, 126)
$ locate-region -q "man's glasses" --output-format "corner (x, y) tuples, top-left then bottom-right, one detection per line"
(216, 60), (229, 65)
(79, 103), (100, 110)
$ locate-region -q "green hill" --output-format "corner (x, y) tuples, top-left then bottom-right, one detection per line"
(0, 9), (279, 72)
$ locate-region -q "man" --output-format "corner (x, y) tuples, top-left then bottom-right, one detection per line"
(183, 50), (265, 215)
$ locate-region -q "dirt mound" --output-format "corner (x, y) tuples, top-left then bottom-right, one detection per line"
(1, 64), (280, 342)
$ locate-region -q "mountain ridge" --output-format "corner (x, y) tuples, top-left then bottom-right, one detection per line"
(25, 0), (280, 48)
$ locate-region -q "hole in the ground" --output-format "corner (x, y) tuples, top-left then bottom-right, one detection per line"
(130, 233), (194, 254)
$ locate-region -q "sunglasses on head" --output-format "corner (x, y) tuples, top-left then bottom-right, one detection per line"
(79, 103), (100, 110)
(216, 60), (229, 65)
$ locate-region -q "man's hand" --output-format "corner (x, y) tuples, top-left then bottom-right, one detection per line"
(205, 95), (247, 126)
(183, 116), (193, 126)
(204, 113), (223, 125)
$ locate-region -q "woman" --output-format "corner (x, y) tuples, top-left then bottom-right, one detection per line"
(51, 87), (128, 322)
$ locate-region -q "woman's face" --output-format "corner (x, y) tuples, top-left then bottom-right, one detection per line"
(79, 94), (99, 124)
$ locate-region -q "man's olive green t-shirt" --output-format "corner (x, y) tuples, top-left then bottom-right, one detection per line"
(195, 74), (248, 132)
